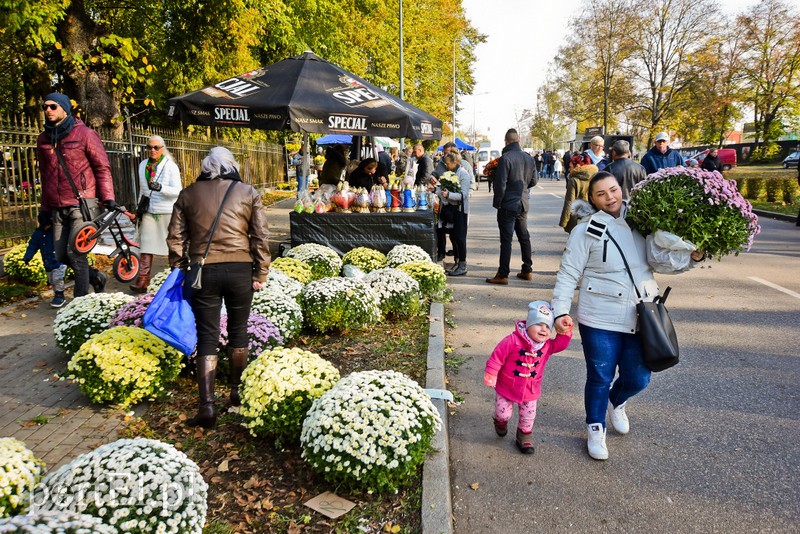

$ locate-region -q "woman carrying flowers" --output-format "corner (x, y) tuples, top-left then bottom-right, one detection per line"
(559, 154), (597, 233)
(167, 147), (271, 429)
(551, 172), (702, 461)
(429, 151), (472, 276)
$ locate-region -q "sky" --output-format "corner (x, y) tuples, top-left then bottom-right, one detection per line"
(457, 0), (767, 148)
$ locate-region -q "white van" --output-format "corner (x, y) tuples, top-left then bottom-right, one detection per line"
(476, 147), (501, 182)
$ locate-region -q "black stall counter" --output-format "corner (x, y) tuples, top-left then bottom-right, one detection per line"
(289, 210), (436, 258)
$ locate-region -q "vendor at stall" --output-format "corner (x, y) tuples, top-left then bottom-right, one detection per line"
(348, 158), (380, 189)
(318, 144), (348, 186)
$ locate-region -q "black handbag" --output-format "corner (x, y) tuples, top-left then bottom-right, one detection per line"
(54, 147), (100, 222)
(183, 181), (238, 295)
(136, 195), (150, 219)
(607, 233), (680, 372)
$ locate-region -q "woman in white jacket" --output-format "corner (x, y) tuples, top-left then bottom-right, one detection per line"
(551, 171), (660, 461)
(130, 136), (182, 292)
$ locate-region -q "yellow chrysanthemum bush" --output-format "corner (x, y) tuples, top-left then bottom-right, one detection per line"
(342, 247), (387, 273)
(300, 370), (442, 493)
(0, 437), (44, 518)
(2, 244), (48, 286)
(239, 348), (340, 441)
(270, 257), (313, 284)
(397, 261), (447, 301)
(67, 326), (183, 408)
(285, 243), (343, 280)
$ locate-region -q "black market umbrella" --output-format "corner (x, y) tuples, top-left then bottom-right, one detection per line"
(166, 51), (443, 140)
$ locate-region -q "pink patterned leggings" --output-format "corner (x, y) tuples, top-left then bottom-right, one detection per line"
(495, 392), (538, 433)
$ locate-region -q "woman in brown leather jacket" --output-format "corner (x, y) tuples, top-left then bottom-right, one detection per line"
(167, 147), (271, 428)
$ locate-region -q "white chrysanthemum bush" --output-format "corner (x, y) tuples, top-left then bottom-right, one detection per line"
(300, 370), (442, 493)
(265, 268), (304, 302)
(364, 268), (422, 318)
(67, 326), (183, 408)
(397, 261), (447, 301)
(33, 438), (208, 534)
(270, 257), (313, 284)
(54, 293), (134, 355)
(0, 438), (43, 518)
(251, 286), (303, 341)
(385, 244), (431, 268)
(342, 247), (387, 273)
(0, 510), (119, 533)
(240, 348), (340, 440)
(147, 268), (172, 293)
(301, 277), (381, 333)
(285, 243), (343, 280)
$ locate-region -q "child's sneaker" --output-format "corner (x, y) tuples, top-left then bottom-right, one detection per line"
(515, 428), (535, 454)
(50, 293), (66, 308)
(493, 418), (508, 437)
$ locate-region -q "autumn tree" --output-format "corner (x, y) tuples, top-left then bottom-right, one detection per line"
(737, 0), (800, 150)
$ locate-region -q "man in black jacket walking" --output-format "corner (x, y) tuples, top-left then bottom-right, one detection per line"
(487, 129), (538, 284)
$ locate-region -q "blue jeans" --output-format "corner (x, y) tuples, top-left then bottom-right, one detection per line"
(496, 206), (532, 278)
(579, 323), (651, 426)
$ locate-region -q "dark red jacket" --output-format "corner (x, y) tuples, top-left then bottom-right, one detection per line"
(36, 118), (115, 211)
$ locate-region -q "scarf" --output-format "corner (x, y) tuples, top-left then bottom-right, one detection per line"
(145, 155), (165, 185)
(44, 115), (75, 144)
(196, 168), (243, 182)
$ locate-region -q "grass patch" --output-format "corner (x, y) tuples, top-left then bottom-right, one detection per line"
(261, 190), (295, 206)
(0, 278), (38, 306)
(122, 312), (430, 533)
(727, 164), (799, 215)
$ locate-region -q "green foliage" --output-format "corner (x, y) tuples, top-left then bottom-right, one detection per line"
(301, 278), (381, 333)
(765, 178), (781, 202)
(780, 178), (798, 205)
(743, 177), (765, 200)
(750, 143), (781, 163)
(397, 261), (447, 301)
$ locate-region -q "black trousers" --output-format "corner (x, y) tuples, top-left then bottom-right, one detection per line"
(451, 211), (468, 262)
(190, 262), (254, 356)
(496, 206), (532, 278)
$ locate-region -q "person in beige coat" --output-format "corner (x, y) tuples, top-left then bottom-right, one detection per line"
(559, 155), (598, 233)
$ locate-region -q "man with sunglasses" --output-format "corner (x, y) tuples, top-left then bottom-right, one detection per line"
(36, 93), (117, 297)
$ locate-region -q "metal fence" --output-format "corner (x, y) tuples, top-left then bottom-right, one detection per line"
(0, 115), (286, 248)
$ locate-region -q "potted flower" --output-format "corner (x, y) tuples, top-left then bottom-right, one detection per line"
(385, 244), (432, 267)
(363, 267), (422, 318)
(285, 243), (343, 280)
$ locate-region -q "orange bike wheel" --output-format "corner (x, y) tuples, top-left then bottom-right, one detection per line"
(113, 253), (140, 282)
(69, 222), (99, 254)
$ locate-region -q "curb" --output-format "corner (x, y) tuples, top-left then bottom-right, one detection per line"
(753, 208), (797, 223)
(421, 302), (453, 534)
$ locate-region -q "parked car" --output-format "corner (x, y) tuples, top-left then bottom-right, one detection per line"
(685, 148), (737, 171)
(782, 151), (800, 169)
(475, 148), (501, 181)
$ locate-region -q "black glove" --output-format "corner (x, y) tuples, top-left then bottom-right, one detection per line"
(103, 199), (119, 211)
(148, 181), (162, 192)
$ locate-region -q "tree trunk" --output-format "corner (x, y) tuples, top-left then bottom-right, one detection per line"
(57, 0), (122, 136)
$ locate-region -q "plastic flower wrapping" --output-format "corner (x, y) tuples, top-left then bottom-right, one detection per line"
(363, 267), (421, 318)
(240, 347), (340, 439)
(265, 269), (304, 302)
(67, 326), (183, 408)
(33, 438), (207, 534)
(628, 167), (761, 258)
(397, 261), (447, 301)
(108, 293), (155, 328)
(147, 268), (172, 293)
(385, 244), (432, 268)
(218, 312), (283, 358)
(285, 243), (343, 280)
(0, 438), (43, 518)
(0, 511), (119, 533)
(439, 171), (461, 193)
(342, 247), (387, 273)
(270, 257), (313, 284)
(54, 293), (135, 355)
(301, 278), (381, 333)
(300, 370), (442, 493)
(251, 286), (304, 341)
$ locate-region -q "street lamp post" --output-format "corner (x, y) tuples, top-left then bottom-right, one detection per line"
(453, 38), (458, 142)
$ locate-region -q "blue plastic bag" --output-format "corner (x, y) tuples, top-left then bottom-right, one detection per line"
(143, 268), (197, 355)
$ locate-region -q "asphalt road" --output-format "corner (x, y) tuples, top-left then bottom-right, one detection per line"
(445, 179), (800, 533)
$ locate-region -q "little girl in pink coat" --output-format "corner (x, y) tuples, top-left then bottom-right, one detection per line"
(484, 301), (572, 454)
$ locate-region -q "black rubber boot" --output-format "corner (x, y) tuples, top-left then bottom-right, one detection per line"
(228, 347), (248, 407)
(187, 355), (217, 428)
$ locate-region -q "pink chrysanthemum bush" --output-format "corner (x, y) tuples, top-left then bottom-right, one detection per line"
(108, 292), (155, 328)
(218, 312), (284, 359)
(628, 167), (761, 258)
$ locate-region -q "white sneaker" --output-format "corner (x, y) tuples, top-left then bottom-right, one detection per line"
(607, 401), (630, 435)
(587, 423), (608, 460)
